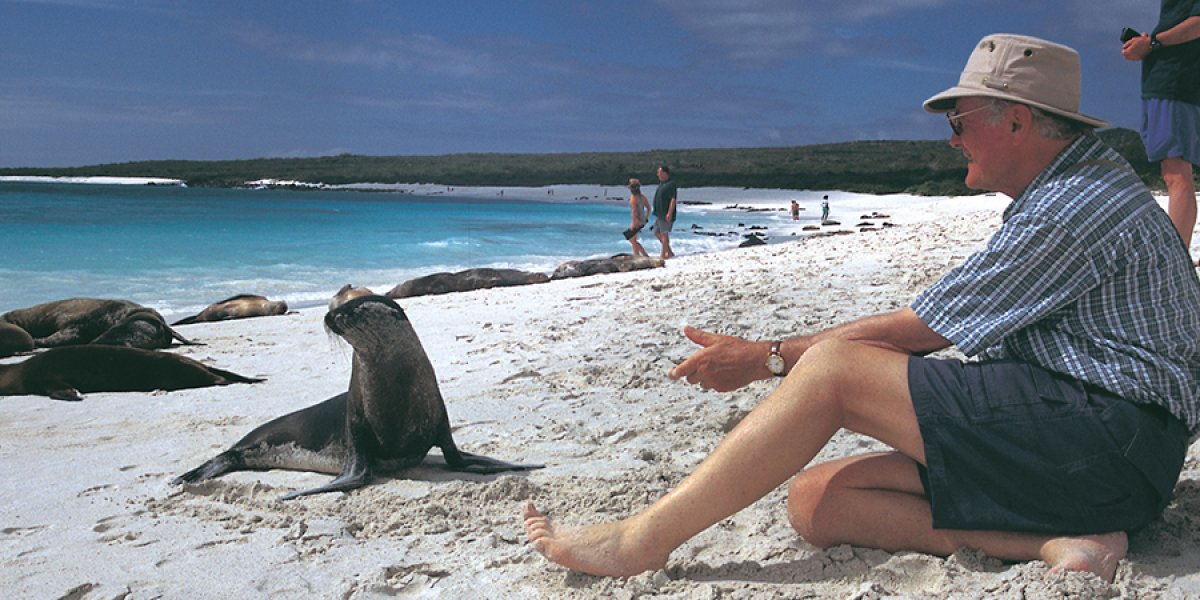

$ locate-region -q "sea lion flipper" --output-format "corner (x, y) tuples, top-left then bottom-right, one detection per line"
(444, 449), (544, 474)
(279, 451), (371, 500)
(170, 327), (202, 346)
(48, 387), (84, 402)
(172, 450), (245, 486)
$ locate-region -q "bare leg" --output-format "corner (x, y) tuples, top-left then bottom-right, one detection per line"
(524, 339), (923, 577)
(630, 237), (649, 257)
(787, 452), (1126, 582)
(1161, 157), (1197, 249)
(655, 231), (675, 259)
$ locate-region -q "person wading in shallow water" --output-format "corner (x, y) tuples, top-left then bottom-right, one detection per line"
(523, 33), (1200, 584)
(624, 178), (651, 257)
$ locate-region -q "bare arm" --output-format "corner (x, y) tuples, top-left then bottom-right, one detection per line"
(668, 308), (951, 392)
(1159, 15), (1200, 45)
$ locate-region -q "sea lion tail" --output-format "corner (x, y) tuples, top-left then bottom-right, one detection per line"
(171, 315), (198, 326)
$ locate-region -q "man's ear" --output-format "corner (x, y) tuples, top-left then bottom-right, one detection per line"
(1009, 104), (1033, 135)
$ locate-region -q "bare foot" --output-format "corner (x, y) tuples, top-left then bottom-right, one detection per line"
(522, 503), (669, 577)
(1041, 531), (1127, 583)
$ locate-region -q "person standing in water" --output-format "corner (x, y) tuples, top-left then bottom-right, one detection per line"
(624, 178), (651, 257)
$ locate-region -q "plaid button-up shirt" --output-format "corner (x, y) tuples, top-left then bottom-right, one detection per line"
(913, 135), (1200, 436)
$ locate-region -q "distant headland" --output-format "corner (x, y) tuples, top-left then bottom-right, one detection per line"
(0, 129), (1158, 196)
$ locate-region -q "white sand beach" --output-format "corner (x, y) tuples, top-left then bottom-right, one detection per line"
(2, 189), (1198, 599)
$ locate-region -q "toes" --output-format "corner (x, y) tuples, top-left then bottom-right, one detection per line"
(522, 502), (544, 520)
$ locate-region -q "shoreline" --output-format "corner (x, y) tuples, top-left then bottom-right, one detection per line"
(3, 188), (1197, 598)
(0, 177), (1011, 320)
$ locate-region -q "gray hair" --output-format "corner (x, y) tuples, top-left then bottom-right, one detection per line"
(981, 98), (1092, 140)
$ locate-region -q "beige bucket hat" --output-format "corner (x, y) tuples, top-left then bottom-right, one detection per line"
(923, 33), (1109, 128)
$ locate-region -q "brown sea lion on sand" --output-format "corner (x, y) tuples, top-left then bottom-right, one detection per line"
(0, 346), (263, 401)
(0, 323), (34, 358)
(172, 295), (542, 500)
(329, 285), (375, 311)
(0, 298), (195, 349)
(387, 268), (549, 298)
(171, 294), (289, 326)
(550, 255), (664, 280)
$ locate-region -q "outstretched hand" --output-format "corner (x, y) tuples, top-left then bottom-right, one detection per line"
(668, 326), (770, 392)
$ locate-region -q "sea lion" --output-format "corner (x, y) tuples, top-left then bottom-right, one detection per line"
(0, 346), (263, 401)
(387, 268), (549, 298)
(0, 323), (34, 358)
(550, 255), (664, 280)
(172, 294), (289, 325)
(0, 298), (194, 349)
(172, 295), (541, 500)
(329, 284), (375, 311)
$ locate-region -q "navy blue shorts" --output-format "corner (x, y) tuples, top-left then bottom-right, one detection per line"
(908, 357), (1187, 535)
(1141, 98), (1200, 164)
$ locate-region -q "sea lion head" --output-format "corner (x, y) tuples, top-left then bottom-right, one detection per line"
(0, 322), (34, 358)
(324, 295), (410, 350)
(328, 284), (376, 312)
(93, 308), (193, 348)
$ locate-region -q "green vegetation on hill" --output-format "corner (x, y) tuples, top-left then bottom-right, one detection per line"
(0, 128), (1164, 195)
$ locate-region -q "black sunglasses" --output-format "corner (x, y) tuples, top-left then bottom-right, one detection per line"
(946, 105), (989, 136)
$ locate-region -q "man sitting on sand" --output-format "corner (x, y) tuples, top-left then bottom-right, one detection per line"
(524, 34), (1200, 583)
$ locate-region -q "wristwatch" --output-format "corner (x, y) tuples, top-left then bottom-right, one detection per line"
(766, 341), (786, 376)
(1150, 33), (1162, 52)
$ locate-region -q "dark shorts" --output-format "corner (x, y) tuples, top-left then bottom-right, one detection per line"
(908, 357), (1187, 535)
(1141, 98), (1200, 164)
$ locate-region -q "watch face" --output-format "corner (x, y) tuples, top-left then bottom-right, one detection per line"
(767, 354), (785, 375)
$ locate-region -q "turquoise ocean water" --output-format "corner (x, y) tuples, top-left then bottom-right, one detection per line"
(0, 182), (786, 320)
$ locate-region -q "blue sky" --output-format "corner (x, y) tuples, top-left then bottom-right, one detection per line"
(0, 0), (1160, 167)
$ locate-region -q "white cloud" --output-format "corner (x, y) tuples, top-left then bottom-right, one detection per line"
(1064, 0), (1159, 35)
(227, 22), (500, 78)
(651, 0), (955, 65)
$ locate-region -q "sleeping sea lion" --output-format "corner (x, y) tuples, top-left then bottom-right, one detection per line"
(387, 268), (549, 298)
(0, 323), (35, 358)
(0, 345), (263, 401)
(550, 255), (664, 280)
(172, 295), (542, 500)
(172, 294), (289, 326)
(0, 298), (194, 348)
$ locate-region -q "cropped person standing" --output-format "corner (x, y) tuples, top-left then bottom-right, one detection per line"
(1122, 1), (1200, 255)
(524, 34), (1199, 584)
(651, 166), (677, 259)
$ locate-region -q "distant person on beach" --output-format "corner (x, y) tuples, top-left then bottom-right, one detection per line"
(651, 166), (677, 259)
(1122, 1), (1200, 259)
(790, 200), (800, 220)
(524, 34), (1200, 583)
(624, 178), (651, 257)
(820, 195), (830, 221)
